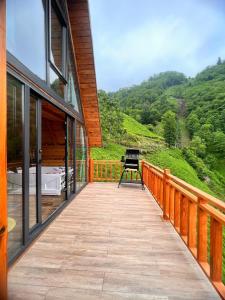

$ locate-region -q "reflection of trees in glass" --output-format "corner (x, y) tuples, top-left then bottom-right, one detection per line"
(76, 123), (87, 190)
(7, 76), (23, 168)
(49, 63), (64, 98)
(67, 49), (80, 112)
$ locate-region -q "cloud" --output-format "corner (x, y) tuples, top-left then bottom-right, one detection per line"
(89, 0), (225, 91)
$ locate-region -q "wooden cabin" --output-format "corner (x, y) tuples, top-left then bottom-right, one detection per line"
(0, 0), (101, 298)
(1, 1), (225, 300)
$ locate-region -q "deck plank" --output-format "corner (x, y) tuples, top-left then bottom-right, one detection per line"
(9, 183), (219, 300)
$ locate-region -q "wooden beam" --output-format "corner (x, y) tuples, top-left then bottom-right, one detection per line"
(67, 0), (102, 148)
(0, 0), (8, 299)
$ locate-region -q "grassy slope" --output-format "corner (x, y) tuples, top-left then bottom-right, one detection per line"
(92, 114), (219, 197)
(91, 143), (125, 160)
(179, 118), (190, 148)
(146, 149), (213, 194)
(123, 114), (162, 139)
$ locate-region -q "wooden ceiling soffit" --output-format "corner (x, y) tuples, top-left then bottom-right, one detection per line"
(67, 0), (102, 147)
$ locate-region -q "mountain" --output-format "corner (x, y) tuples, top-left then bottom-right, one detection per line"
(92, 61), (225, 199)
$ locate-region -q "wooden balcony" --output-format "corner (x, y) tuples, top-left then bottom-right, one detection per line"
(8, 171), (222, 299)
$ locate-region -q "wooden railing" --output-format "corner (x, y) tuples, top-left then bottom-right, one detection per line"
(142, 160), (225, 299)
(89, 159), (141, 182)
(89, 159), (225, 298)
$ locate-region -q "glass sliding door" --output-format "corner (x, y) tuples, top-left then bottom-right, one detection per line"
(29, 94), (41, 230)
(7, 74), (78, 261)
(76, 122), (87, 191)
(7, 75), (24, 259)
(41, 101), (66, 221)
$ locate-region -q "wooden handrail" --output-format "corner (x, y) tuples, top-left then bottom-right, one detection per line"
(141, 160), (225, 299)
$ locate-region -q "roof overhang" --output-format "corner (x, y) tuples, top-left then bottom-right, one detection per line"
(67, 0), (102, 147)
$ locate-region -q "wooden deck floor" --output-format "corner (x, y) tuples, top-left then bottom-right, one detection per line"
(9, 183), (219, 300)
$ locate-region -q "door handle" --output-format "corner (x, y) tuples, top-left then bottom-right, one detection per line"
(0, 226), (6, 236)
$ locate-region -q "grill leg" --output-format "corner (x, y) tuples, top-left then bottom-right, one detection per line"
(139, 170), (145, 190)
(118, 169), (125, 188)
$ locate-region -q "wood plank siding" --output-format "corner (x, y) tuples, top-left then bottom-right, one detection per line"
(67, 0), (102, 147)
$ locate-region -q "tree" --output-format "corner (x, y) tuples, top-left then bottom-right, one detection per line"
(208, 131), (225, 158)
(162, 111), (179, 147)
(98, 90), (125, 143)
(189, 136), (206, 158)
(217, 57), (222, 65)
(140, 107), (160, 125)
(186, 113), (200, 137)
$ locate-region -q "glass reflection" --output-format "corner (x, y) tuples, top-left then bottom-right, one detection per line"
(7, 75), (24, 259)
(67, 44), (81, 112)
(76, 123), (87, 191)
(50, 3), (63, 71)
(6, 0), (46, 80)
(50, 68), (64, 98)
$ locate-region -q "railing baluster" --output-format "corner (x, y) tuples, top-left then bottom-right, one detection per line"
(210, 217), (223, 282)
(188, 199), (197, 251)
(174, 190), (180, 231)
(169, 186), (175, 222)
(197, 197), (208, 264)
(163, 169), (170, 220)
(180, 195), (188, 241)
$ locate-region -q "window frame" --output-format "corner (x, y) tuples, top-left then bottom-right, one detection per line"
(48, 0), (67, 79)
(6, 0), (84, 119)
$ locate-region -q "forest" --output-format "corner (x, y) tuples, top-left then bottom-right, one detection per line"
(92, 59), (225, 200)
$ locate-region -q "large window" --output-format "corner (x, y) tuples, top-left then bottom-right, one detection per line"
(7, 75), (24, 259)
(76, 123), (87, 191)
(7, 0), (46, 80)
(6, 0), (83, 115)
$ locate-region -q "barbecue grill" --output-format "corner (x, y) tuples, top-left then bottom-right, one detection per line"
(118, 149), (144, 189)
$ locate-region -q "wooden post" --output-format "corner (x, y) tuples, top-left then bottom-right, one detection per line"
(89, 158), (94, 182)
(210, 217), (222, 282)
(197, 197), (208, 263)
(180, 195), (188, 238)
(163, 169), (170, 220)
(174, 190), (181, 231)
(188, 200), (197, 250)
(0, 1), (7, 299)
(169, 186), (175, 222)
(141, 161), (145, 184)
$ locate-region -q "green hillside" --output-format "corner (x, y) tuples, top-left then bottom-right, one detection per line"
(123, 114), (162, 139)
(91, 111), (224, 198)
(92, 61), (225, 199)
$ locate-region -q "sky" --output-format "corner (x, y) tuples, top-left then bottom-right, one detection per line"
(89, 0), (225, 92)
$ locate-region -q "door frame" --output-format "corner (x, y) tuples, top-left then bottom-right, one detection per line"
(0, 1), (8, 299)
(27, 92), (43, 235)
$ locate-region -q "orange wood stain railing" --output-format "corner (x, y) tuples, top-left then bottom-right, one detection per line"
(89, 159), (141, 183)
(142, 160), (225, 299)
(89, 159), (225, 299)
